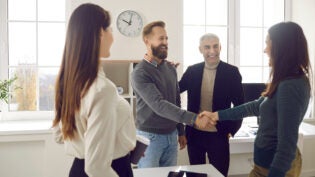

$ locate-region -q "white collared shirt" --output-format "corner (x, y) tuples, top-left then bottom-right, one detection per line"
(53, 68), (136, 177)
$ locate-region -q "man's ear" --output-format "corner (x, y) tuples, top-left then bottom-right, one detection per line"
(144, 37), (151, 48)
(199, 46), (203, 54)
(143, 36), (148, 43)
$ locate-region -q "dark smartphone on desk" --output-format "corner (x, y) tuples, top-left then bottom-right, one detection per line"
(168, 171), (207, 177)
(167, 171), (184, 177)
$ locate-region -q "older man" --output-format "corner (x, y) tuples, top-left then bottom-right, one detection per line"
(179, 33), (244, 177)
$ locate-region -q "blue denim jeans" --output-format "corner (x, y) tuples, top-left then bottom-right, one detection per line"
(136, 129), (178, 168)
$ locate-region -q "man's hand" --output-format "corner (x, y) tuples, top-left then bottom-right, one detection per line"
(198, 111), (219, 127)
(194, 111), (216, 129)
(166, 60), (180, 68)
(178, 135), (187, 150)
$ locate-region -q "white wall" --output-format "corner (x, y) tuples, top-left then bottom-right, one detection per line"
(69, 0), (183, 66)
(0, 132), (73, 177)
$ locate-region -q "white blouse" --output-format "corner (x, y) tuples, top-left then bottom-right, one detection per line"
(53, 68), (136, 177)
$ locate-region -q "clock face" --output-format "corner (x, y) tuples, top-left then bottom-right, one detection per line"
(116, 10), (143, 37)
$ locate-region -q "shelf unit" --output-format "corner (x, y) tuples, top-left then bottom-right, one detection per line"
(100, 59), (140, 119)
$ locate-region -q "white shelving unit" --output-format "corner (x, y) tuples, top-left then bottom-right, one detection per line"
(100, 59), (140, 119)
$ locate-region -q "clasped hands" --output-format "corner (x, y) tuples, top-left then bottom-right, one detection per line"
(194, 111), (219, 129)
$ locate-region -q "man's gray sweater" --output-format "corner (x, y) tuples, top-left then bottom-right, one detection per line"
(131, 59), (196, 135)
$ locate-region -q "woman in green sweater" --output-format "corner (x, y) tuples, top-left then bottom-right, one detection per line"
(204, 22), (312, 177)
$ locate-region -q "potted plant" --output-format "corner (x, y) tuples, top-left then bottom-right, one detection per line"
(0, 76), (18, 113)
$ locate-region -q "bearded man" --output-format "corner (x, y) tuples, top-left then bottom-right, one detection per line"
(131, 21), (208, 168)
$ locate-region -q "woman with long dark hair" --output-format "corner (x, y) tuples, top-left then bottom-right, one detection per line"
(53, 3), (136, 177)
(205, 22), (312, 177)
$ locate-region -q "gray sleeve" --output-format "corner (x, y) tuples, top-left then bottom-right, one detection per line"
(131, 69), (196, 125)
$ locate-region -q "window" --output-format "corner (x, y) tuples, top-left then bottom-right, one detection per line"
(239, 0), (284, 83)
(183, 0), (313, 119)
(183, 0), (285, 82)
(183, 0), (228, 68)
(0, 0), (65, 120)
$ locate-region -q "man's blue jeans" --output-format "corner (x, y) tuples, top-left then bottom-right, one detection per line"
(136, 129), (178, 168)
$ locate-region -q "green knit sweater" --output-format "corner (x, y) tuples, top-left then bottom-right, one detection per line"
(218, 76), (310, 177)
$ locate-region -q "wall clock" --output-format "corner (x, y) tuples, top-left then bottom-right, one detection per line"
(116, 10), (143, 37)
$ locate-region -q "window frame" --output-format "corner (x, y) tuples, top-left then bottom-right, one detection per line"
(0, 0), (9, 82)
(0, 0), (67, 121)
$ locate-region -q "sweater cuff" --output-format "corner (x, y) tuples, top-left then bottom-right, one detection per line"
(268, 167), (285, 177)
(190, 115), (197, 126)
(176, 123), (185, 136)
(218, 110), (228, 121)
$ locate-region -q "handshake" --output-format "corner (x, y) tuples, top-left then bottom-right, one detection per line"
(194, 111), (219, 129)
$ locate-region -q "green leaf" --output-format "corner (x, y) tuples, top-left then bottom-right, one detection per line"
(0, 76), (20, 103)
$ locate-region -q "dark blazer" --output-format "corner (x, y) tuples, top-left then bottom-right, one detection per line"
(179, 61), (244, 136)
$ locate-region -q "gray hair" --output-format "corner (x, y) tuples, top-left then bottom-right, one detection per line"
(199, 33), (220, 44)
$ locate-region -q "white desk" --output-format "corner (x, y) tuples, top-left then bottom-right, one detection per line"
(133, 164), (224, 177)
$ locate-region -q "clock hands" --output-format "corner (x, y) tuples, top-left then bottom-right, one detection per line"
(122, 14), (133, 26)
(117, 10), (142, 37)
(128, 13), (133, 25)
(122, 19), (130, 25)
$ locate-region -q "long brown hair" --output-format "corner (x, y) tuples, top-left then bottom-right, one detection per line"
(53, 3), (111, 140)
(262, 22), (312, 97)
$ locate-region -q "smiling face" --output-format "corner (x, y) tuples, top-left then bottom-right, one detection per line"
(145, 26), (168, 61)
(199, 37), (221, 65)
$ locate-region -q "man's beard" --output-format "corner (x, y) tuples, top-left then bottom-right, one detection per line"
(151, 44), (168, 60)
